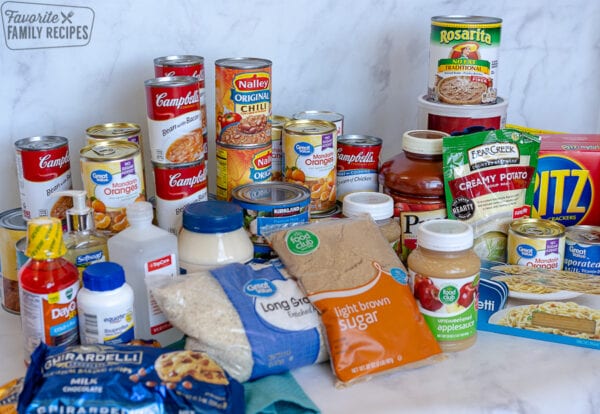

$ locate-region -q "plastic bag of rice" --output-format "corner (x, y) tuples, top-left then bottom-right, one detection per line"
(152, 261), (328, 382)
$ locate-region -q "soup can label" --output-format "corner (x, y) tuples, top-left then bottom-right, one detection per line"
(271, 115), (290, 181)
(563, 226), (600, 275)
(283, 119), (337, 213)
(215, 58), (272, 146)
(216, 142), (272, 201)
(507, 218), (566, 270)
(0, 208), (27, 314)
(15, 136), (73, 221)
(144, 76), (203, 164)
(80, 142), (146, 235)
(428, 15), (502, 105)
(337, 134), (382, 200)
(153, 160), (208, 235)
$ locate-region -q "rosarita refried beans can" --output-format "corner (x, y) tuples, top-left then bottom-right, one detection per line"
(153, 160), (208, 235)
(14, 136), (73, 221)
(144, 76), (204, 164)
(215, 57), (272, 146)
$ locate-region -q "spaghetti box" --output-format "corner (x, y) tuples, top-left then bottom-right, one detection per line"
(477, 260), (600, 350)
(532, 134), (600, 227)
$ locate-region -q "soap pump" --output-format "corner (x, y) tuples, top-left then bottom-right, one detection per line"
(56, 190), (109, 278)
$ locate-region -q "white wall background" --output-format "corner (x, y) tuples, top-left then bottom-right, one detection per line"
(2, 0), (599, 213)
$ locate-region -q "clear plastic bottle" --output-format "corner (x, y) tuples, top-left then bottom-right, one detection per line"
(107, 201), (182, 346)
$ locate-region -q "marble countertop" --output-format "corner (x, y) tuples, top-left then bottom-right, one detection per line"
(2, 309), (599, 413)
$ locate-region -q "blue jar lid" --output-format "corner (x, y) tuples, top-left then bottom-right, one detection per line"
(82, 262), (125, 292)
(182, 201), (243, 233)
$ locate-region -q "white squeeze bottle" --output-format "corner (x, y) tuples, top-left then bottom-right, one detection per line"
(107, 201), (183, 346)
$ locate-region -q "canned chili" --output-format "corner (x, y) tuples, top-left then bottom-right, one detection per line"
(216, 142), (272, 201)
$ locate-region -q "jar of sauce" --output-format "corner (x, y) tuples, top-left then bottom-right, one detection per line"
(178, 200), (254, 273)
(407, 219), (480, 352)
(379, 129), (448, 263)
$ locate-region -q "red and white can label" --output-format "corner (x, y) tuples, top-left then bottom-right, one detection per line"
(336, 137), (381, 201)
(15, 141), (72, 220)
(153, 161), (208, 235)
(145, 77), (203, 164)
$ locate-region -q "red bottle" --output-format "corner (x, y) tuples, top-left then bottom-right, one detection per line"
(19, 217), (80, 364)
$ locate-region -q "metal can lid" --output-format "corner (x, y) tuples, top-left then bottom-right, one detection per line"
(86, 123), (141, 139)
(271, 115), (291, 129)
(153, 55), (204, 67)
(565, 225), (600, 245)
(80, 141), (140, 161)
(510, 218), (566, 238)
(431, 15), (502, 26)
(144, 75), (199, 88)
(215, 57), (272, 70)
(284, 119), (336, 135)
(339, 134), (383, 147)
(402, 130), (448, 155)
(0, 208), (27, 231)
(14, 136), (68, 151)
(232, 182), (310, 207)
(292, 110), (343, 123)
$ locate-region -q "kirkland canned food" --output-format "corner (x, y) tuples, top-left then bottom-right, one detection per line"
(271, 115), (290, 181)
(563, 226), (600, 275)
(15, 136), (73, 221)
(507, 218), (566, 270)
(337, 134), (382, 201)
(144, 76), (203, 164)
(293, 110), (344, 136)
(428, 15), (502, 105)
(283, 119), (337, 213)
(153, 160), (208, 235)
(216, 142), (272, 201)
(232, 182), (310, 260)
(80, 141), (146, 235)
(0, 208), (27, 314)
(215, 57), (272, 145)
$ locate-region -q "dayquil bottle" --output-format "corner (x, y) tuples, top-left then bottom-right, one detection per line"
(407, 219), (480, 352)
(107, 201), (183, 347)
(19, 217), (80, 364)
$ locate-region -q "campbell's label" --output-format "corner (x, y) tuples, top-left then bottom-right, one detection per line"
(154, 161), (208, 234)
(337, 138), (381, 200)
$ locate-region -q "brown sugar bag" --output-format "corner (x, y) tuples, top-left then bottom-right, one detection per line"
(268, 216), (443, 387)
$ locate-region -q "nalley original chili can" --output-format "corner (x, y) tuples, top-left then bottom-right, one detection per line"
(215, 57), (272, 146)
(15, 136), (73, 221)
(144, 76), (204, 164)
(153, 160), (208, 235)
(0, 208), (27, 314)
(216, 142), (272, 201)
(336, 134), (382, 201)
(283, 119), (337, 213)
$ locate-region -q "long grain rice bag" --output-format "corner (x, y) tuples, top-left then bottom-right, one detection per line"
(152, 262), (328, 382)
(268, 216), (443, 386)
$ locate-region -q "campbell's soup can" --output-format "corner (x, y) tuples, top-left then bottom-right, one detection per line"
(337, 134), (382, 201)
(153, 160), (208, 235)
(215, 57), (272, 146)
(15, 136), (73, 221)
(293, 110), (344, 136)
(216, 142), (272, 201)
(507, 218), (566, 270)
(0, 208), (27, 314)
(144, 76), (204, 164)
(271, 115), (290, 181)
(80, 141), (146, 235)
(283, 119), (337, 213)
(154, 55), (208, 159)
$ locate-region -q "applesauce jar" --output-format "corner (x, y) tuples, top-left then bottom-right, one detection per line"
(407, 219), (480, 352)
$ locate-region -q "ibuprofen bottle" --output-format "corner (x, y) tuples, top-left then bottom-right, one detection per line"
(19, 217), (80, 364)
(407, 219), (480, 352)
(77, 262), (135, 345)
(107, 201), (183, 347)
(178, 200), (254, 273)
(379, 129), (449, 263)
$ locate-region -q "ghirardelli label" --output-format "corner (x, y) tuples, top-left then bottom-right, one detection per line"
(2, 1), (94, 50)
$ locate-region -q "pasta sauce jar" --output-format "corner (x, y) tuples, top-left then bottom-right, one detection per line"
(408, 219), (480, 352)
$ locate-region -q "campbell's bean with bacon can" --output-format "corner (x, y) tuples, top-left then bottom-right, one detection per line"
(153, 160), (208, 235)
(144, 76), (204, 164)
(215, 57), (272, 146)
(15, 136), (73, 221)
(337, 134), (382, 201)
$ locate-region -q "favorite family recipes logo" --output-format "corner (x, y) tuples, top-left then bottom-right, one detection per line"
(1, 1), (94, 49)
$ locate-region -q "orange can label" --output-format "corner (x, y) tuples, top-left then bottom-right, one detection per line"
(216, 143), (272, 201)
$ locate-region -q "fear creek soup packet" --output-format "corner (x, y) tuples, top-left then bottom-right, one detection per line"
(267, 216), (443, 387)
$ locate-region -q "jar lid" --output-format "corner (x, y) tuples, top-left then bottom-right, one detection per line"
(126, 202), (153, 223)
(402, 130), (448, 155)
(182, 201), (243, 233)
(82, 262), (125, 292)
(417, 219), (474, 251)
(342, 192), (393, 221)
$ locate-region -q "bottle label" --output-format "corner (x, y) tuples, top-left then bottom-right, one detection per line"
(79, 302), (135, 345)
(74, 249), (107, 277)
(409, 270), (479, 343)
(20, 281), (80, 358)
(144, 254), (178, 335)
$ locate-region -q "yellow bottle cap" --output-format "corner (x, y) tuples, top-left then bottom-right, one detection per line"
(25, 217), (67, 260)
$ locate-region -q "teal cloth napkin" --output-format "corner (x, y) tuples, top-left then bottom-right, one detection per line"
(244, 371), (321, 414)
